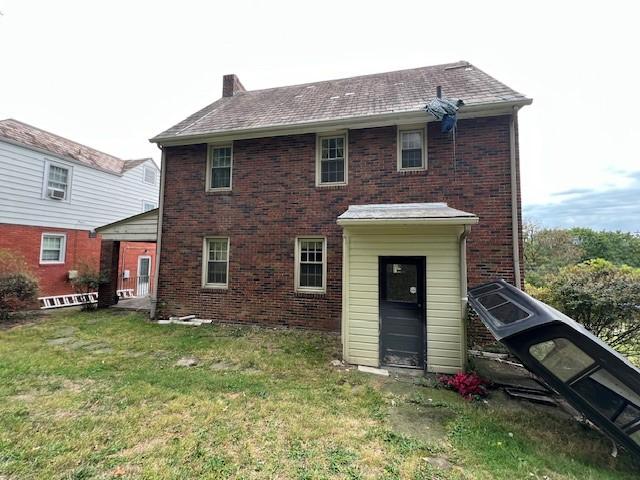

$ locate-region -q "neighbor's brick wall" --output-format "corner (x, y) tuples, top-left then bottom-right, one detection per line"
(0, 223), (101, 297)
(157, 115), (522, 335)
(119, 242), (156, 293)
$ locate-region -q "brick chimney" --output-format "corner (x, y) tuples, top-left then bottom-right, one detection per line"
(222, 74), (246, 97)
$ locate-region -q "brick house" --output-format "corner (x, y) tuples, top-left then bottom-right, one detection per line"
(146, 62), (531, 373)
(0, 119), (159, 300)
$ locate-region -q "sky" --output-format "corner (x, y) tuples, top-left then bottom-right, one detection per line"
(0, 1), (638, 232)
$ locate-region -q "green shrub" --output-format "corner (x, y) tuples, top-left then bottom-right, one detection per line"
(544, 259), (640, 356)
(70, 262), (107, 310)
(0, 250), (39, 319)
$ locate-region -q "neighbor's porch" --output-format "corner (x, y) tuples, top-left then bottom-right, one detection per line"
(94, 209), (158, 312)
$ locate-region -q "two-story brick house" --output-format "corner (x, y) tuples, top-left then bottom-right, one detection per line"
(0, 119), (160, 299)
(149, 62), (531, 373)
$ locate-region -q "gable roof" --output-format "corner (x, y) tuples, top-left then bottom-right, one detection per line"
(152, 61), (530, 143)
(0, 119), (153, 175)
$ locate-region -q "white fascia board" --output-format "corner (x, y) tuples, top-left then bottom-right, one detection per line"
(337, 217), (479, 226)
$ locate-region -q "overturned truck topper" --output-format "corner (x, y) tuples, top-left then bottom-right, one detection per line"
(468, 279), (640, 459)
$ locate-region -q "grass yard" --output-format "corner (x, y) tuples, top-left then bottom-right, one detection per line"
(0, 311), (638, 479)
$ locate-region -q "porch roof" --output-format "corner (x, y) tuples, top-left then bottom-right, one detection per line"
(337, 203), (478, 226)
(95, 208), (158, 242)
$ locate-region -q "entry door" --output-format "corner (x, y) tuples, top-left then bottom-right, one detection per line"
(137, 256), (151, 297)
(379, 257), (426, 368)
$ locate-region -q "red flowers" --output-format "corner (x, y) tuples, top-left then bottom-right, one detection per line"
(438, 372), (489, 400)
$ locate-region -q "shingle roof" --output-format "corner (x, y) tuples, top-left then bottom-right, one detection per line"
(153, 61), (530, 142)
(0, 119), (152, 175)
(337, 203), (478, 225)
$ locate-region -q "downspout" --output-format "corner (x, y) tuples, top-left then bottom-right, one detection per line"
(510, 107), (522, 289)
(459, 225), (471, 368)
(150, 147), (166, 319)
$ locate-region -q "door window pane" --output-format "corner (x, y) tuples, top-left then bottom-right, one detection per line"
(530, 338), (594, 382)
(385, 263), (418, 303)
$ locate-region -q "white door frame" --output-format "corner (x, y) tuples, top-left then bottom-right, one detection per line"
(137, 255), (152, 297)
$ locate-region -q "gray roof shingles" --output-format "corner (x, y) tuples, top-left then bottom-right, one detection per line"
(0, 119), (152, 175)
(153, 61), (529, 141)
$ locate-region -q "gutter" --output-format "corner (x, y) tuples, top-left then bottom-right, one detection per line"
(337, 216), (479, 227)
(150, 99), (532, 146)
(150, 147), (166, 318)
(459, 225), (471, 367)
(510, 107), (522, 288)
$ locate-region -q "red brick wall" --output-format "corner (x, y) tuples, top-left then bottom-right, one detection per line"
(118, 242), (156, 294)
(0, 223), (101, 296)
(157, 115), (522, 335)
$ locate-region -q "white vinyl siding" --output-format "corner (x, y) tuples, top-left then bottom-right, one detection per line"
(202, 237), (229, 288)
(342, 225), (464, 374)
(0, 141), (160, 230)
(40, 233), (66, 264)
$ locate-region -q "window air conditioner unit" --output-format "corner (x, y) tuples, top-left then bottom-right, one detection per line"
(48, 187), (65, 200)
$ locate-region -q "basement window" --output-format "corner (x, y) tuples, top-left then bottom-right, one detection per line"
(203, 237), (229, 288)
(207, 145), (233, 191)
(295, 237), (326, 293)
(40, 233), (66, 264)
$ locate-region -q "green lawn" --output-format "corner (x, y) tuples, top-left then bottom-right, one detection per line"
(0, 311), (638, 479)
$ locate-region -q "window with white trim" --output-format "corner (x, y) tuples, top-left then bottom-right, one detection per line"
(40, 233), (66, 264)
(47, 164), (70, 200)
(207, 145), (233, 190)
(143, 166), (156, 185)
(203, 237), (229, 287)
(295, 237), (326, 292)
(142, 201), (156, 212)
(317, 134), (347, 185)
(398, 128), (426, 171)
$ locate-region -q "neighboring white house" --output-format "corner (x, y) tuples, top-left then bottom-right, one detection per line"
(0, 118), (160, 296)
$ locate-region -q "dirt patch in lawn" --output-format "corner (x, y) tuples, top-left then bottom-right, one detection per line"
(389, 402), (454, 444)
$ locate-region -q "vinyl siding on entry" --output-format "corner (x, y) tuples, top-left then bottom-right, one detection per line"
(342, 225), (465, 374)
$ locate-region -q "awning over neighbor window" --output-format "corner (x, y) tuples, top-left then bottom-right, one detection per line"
(337, 203), (478, 226)
(95, 208), (158, 242)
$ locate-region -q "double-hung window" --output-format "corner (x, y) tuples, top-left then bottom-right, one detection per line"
(46, 163), (71, 200)
(295, 237), (326, 293)
(207, 145), (233, 191)
(143, 166), (156, 185)
(142, 201), (156, 212)
(316, 133), (347, 185)
(397, 127), (426, 171)
(40, 233), (66, 264)
(203, 237), (229, 288)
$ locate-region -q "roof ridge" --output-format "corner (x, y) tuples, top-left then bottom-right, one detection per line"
(0, 118), (124, 163)
(234, 61), (471, 95)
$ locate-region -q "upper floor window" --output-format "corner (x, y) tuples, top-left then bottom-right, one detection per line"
(316, 133), (347, 186)
(142, 201), (156, 212)
(143, 166), (156, 185)
(397, 127), (426, 171)
(207, 145), (233, 191)
(40, 233), (66, 264)
(295, 237), (326, 293)
(46, 163), (71, 200)
(202, 237), (229, 288)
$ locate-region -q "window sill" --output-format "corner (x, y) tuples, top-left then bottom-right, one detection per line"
(295, 289), (326, 296)
(397, 168), (428, 175)
(202, 284), (228, 291)
(205, 189), (233, 195)
(39, 261), (65, 266)
(315, 182), (347, 189)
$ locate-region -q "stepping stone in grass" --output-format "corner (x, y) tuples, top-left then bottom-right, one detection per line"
(176, 356), (200, 367)
(47, 337), (74, 346)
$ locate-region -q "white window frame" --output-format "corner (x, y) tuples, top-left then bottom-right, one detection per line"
(206, 144), (233, 192)
(143, 165), (157, 185)
(42, 160), (73, 202)
(397, 125), (427, 172)
(142, 200), (157, 212)
(294, 237), (327, 293)
(316, 132), (348, 187)
(39, 233), (67, 264)
(202, 237), (230, 289)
